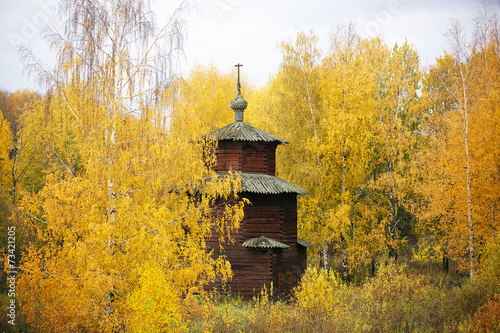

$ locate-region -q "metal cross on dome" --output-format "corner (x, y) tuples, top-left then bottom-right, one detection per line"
(235, 63), (243, 93)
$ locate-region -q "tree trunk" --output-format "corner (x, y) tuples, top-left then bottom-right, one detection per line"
(340, 233), (349, 282)
(388, 224), (398, 260)
(463, 83), (474, 282)
(322, 242), (329, 272)
(10, 180), (16, 205)
(442, 254), (449, 273)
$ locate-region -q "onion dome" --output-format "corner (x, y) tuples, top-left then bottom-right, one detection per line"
(231, 63), (248, 122)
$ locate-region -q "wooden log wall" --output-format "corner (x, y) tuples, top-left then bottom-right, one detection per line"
(206, 137), (306, 299)
(207, 243), (307, 300)
(207, 193), (306, 299)
(272, 245), (308, 298)
(207, 196), (244, 244)
(215, 141), (278, 175)
(243, 194), (284, 242)
(242, 194), (298, 245)
(207, 244), (273, 300)
(215, 141), (240, 172)
(281, 194), (298, 246)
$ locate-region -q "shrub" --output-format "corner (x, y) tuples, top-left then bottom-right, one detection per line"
(469, 294), (500, 333)
(294, 267), (345, 318)
(186, 261), (496, 332)
(345, 260), (434, 332)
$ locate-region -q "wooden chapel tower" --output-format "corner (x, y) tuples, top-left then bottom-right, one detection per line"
(205, 64), (311, 299)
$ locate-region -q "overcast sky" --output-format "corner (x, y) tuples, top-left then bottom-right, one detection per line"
(0, 0), (497, 92)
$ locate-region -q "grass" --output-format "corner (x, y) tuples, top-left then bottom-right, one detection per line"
(185, 260), (498, 333)
(1, 259), (496, 332)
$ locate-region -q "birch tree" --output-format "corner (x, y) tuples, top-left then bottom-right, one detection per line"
(371, 40), (422, 260)
(318, 25), (378, 280)
(17, 1), (244, 331)
(419, 7), (500, 280)
(248, 30), (328, 269)
(0, 90), (42, 203)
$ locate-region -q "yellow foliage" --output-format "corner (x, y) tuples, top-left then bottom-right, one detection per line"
(412, 238), (442, 262)
(418, 42), (500, 277)
(18, 82), (245, 332)
(15, 2), (245, 331)
(294, 266), (346, 320)
(167, 64), (252, 139)
(249, 29), (420, 273)
(0, 112), (12, 195)
(479, 237), (500, 285)
(125, 262), (185, 332)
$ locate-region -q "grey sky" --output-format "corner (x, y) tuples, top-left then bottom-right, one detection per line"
(0, 0), (496, 92)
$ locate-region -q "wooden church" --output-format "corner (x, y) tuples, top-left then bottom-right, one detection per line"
(205, 64), (311, 299)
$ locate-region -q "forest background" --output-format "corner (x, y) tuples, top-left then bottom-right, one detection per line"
(2, 0), (500, 332)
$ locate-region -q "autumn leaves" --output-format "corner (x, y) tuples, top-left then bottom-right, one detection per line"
(246, 29), (421, 280)
(246, 12), (500, 282)
(0, 0), (244, 331)
(1, 0), (500, 331)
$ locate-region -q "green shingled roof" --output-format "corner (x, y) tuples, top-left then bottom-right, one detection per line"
(190, 173), (309, 196)
(238, 173), (309, 195)
(204, 122), (289, 143)
(211, 172), (309, 195)
(242, 236), (289, 249)
(297, 238), (313, 247)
